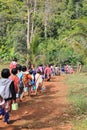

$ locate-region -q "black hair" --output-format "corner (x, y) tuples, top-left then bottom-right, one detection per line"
(0, 95), (3, 99)
(1, 68), (10, 78)
(39, 64), (42, 66)
(22, 66), (27, 72)
(29, 69), (33, 74)
(11, 68), (18, 75)
(13, 57), (17, 62)
(37, 69), (42, 74)
(16, 64), (22, 71)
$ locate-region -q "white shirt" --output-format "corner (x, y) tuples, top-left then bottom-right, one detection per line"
(35, 73), (43, 89)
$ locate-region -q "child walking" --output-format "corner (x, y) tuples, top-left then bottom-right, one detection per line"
(0, 95), (11, 124)
(35, 70), (43, 94)
(16, 64), (24, 101)
(0, 68), (16, 124)
(22, 66), (32, 96)
(0, 95), (5, 120)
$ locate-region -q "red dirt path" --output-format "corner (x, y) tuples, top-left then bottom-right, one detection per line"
(0, 75), (73, 130)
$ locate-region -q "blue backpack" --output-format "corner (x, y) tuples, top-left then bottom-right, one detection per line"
(17, 72), (23, 88)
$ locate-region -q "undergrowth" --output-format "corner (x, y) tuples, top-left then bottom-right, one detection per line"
(65, 73), (87, 130)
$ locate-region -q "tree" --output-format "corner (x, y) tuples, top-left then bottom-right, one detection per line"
(26, 0), (31, 63)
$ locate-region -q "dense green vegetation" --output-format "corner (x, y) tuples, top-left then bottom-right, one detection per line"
(66, 73), (87, 130)
(0, 0), (87, 65)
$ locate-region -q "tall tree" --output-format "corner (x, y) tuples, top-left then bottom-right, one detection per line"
(30, 0), (36, 42)
(26, 0), (31, 63)
(44, 0), (49, 39)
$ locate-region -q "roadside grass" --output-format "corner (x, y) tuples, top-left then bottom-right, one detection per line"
(0, 63), (9, 68)
(72, 119), (87, 130)
(65, 73), (87, 130)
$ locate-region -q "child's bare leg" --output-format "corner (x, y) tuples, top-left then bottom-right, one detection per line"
(20, 92), (24, 101)
(0, 115), (3, 119)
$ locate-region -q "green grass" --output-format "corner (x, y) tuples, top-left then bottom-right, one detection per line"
(72, 119), (87, 130)
(65, 73), (87, 130)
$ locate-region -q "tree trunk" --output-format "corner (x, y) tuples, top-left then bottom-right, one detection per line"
(30, 0), (36, 42)
(75, 2), (79, 18)
(44, 0), (49, 39)
(26, 0), (30, 63)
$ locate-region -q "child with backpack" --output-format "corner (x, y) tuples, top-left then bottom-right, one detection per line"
(0, 68), (16, 124)
(29, 69), (37, 95)
(35, 70), (43, 94)
(9, 68), (20, 98)
(16, 64), (24, 101)
(44, 64), (51, 81)
(22, 66), (32, 96)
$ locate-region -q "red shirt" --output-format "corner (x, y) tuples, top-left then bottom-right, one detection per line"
(10, 61), (17, 72)
(44, 67), (51, 75)
(9, 75), (19, 93)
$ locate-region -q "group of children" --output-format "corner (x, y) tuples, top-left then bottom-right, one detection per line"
(0, 58), (75, 125)
(0, 58), (52, 125)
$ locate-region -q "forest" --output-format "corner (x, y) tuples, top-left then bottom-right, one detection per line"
(0, 0), (87, 66)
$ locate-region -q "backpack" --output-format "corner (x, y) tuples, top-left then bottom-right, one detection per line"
(23, 72), (32, 87)
(0, 79), (12, 99)
(17, 72), (24, 88)
(0, 85), (6, 99)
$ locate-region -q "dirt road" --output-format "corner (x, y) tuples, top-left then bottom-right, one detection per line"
(0, 75), (73, 130)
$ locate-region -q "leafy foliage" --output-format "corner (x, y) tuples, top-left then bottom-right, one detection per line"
(0, 0), (87, 65)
